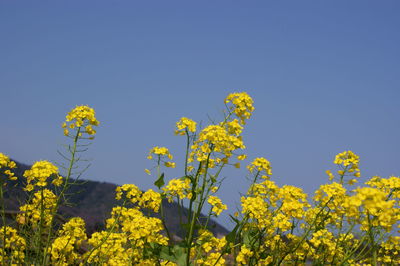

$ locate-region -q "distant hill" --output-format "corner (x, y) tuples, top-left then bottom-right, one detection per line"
(2, 160), (229, 238)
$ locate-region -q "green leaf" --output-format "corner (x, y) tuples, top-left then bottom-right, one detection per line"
(242, 229), (260, 248)
(159, 244), (189, 265)
(210, 175), (217, 183)
(154, 173), (165, 189)
(226, 222), (240, 244)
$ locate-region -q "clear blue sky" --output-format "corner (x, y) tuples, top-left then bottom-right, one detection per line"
(1, 0), (399, 229)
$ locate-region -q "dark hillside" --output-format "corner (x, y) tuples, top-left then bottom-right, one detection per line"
(1, 160), (229, 238)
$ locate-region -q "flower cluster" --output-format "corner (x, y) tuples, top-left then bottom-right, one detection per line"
(23, 160), (62, 191)
(196, 230), (227, 265)
(84, 231), (130, 265)
(17, 189), (57, 227)
(0, 226), (26, 264)
(224, 92), (255, 124)
(49, 217), (87, 265)
(100, 206), (169, 264)
(0, 152), (17, 181)
(62, 105), (99, 136)
(334, 150), (361, 177)
(247, 157), (272, 177)
(191, 124), (245, 162)
(139, 189), (162, 212)
(207, 195), (227, 216)
(175, 117), (197, 135)
(147, 146), (175, 169)
(115, 184), (162, 213)
(162, 178), (192, 202)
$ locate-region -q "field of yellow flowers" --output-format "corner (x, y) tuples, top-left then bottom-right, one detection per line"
(0, 92), (399, 265)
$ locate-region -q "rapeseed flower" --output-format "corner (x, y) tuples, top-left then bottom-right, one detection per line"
(23, 160), (61, 191)
(63, 105), (99, 136)
(207, 195), (227, 216)
(162, 178), (191, 202)
(224, 92), (255, 124)
(175, 117), (197, 135)
(0, 226), (26, 264)
(0, 152), (17, 181)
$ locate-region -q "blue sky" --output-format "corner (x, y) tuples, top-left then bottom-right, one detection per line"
(1, 0), (399, 228)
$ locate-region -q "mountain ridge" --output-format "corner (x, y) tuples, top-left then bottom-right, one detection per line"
(2, 160), (229, 238)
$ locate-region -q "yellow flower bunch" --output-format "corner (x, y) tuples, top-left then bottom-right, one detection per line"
(224, 92), (255, 124)
(0, 226), (26, 264)
(224, 118), (243, 136)
(139, 189), (162, 212)
(207, 195), (227, 216)
(247, 179), (279, 206)
(366, 175), (400, 197)
(49, 217), (87, 265)
(0, 152), (17, 181)
(236, 244), (254, 265)
(314, 182), (347, 207)
(106, 206), (168, 248)
(379, 236), (400, 264)
(196, 230), (227, 265)
(191, 124), (245, 162)
(334, 150), (361, 178)
(115, 184), (142, 204)
(247, 157), (272, 177)
(309, 229), (336, 261)
(147, 146), (175, 168)
(17, 189), (57, 227)
(278, 185), (309, 220)
(175, 117), (197, 135)
(85, 231), (130, 265)
(241, 196), (269, 224)
(162, 178), (192, 202)
(62, 105), (99, 136)
(23, 160), (61, 191)
(344, 187), (398, 231)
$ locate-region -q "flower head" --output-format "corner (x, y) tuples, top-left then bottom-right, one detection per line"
(175, 117), (197, 135)
(247, 157), (272, 177)
(63, 105), (99, 136)
(0, 153), (17, 181)
(23, 161), (61, 191)
(224, 92), (255, 124)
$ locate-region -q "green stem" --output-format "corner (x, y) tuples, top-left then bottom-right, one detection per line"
(42, 126), (81, 265)
(186, 152), (212, 265)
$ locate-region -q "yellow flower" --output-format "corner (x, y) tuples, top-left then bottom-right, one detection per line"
(224, 92), (255, 124)
(237, 154), (247, 161)
(334, 150), (361, 178)
(162, 178), (191, 202)
(247, 157), (272, 176)
(49, 217), (87, 265)
(23, 160), (60, 190)
(17, 189), (57, 227)
(139, 189), (162, 212)
(326, 170), (334, 181)
(208, 195), (227, 216)
(0, 153), (18, 181)
(164, 161), (176, 168)
(175, 117), (197, 135)
(236, 245), (253, 264)
(193, 125), (245, 161)
(64, 105), (99, 136)
(0, 226), (26, 264)
(115, 184), (142, 204)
